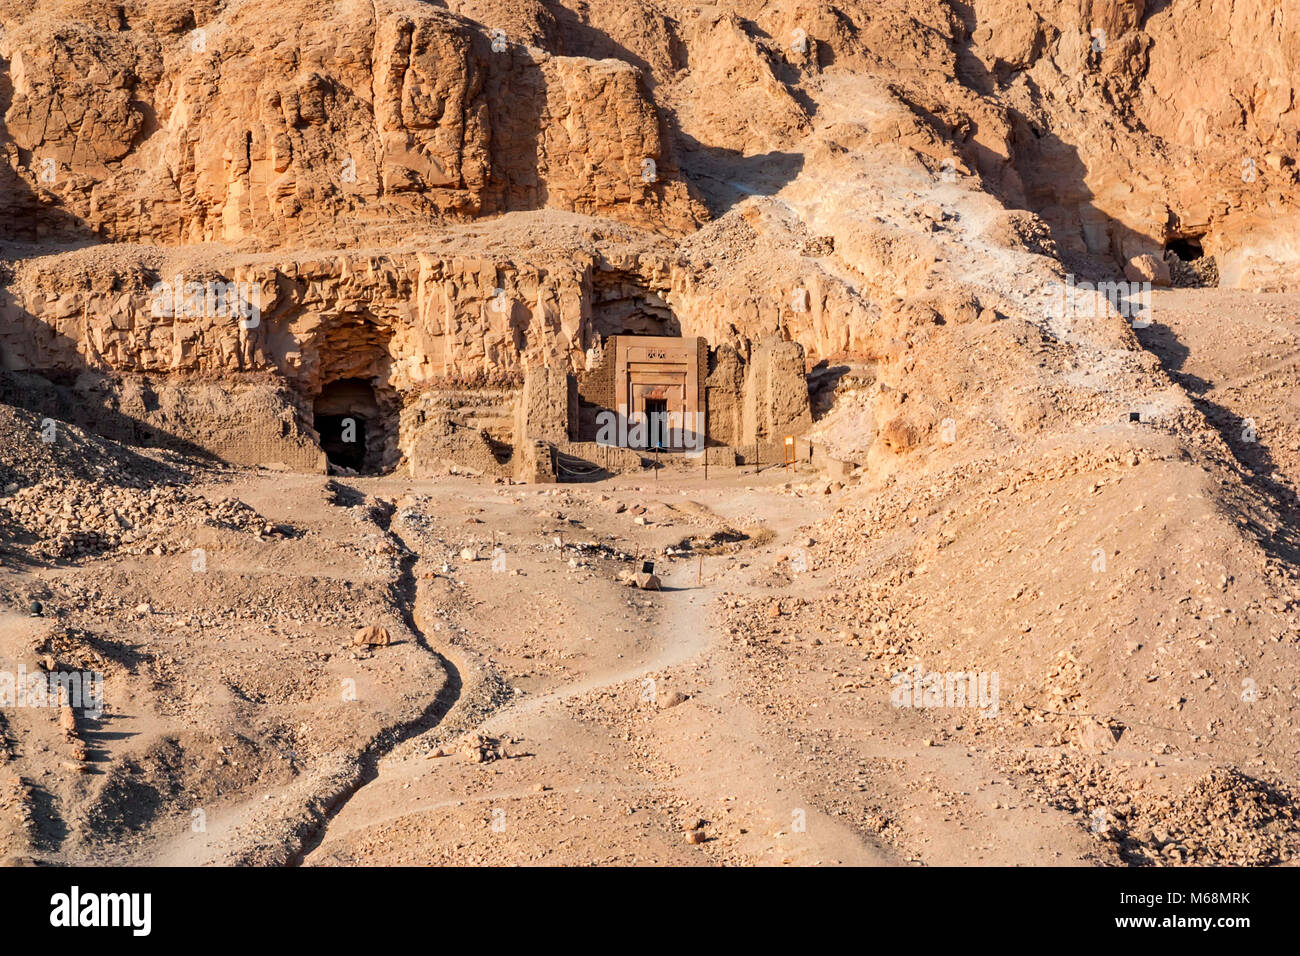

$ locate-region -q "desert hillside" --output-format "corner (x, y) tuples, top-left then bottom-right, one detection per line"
(1, 0), (1299, 869)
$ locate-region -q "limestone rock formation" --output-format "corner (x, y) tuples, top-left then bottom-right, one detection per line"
(0, 0), (704, 245)
(1, 0), (1297, 478)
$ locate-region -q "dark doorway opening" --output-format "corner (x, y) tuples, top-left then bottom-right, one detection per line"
(313, 378), (382, 473)
(1164, 233), (1219, 288)
(1165, 236), (1204, 261)
(316, 414), (367, 471)
(645, 398), (668, 450)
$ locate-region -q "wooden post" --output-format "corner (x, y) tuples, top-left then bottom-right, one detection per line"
(703, 390), (709, 482)
(697, 553), (703, 588)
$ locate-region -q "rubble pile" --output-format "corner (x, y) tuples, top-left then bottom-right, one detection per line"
(0, 479), (289, 560)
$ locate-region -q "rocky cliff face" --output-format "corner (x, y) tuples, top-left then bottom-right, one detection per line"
(0, 0), (704, 245)
(944, 0), (1300, 289)
(0, 229), (873, 392)
(1, 0), (1297, 473)
(5, 1), (1292, 261)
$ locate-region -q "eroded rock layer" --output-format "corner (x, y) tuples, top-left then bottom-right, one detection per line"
(0, 0), (1297, 476)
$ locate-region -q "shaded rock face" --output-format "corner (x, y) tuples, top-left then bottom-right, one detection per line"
(0, 369), (326, 473)
(943, 0), (1300, 286)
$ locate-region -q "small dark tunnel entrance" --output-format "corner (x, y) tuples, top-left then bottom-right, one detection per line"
(1165, 236), (1205, 261)
(313, 378), (383, 474)
(645, 398), (669, 450)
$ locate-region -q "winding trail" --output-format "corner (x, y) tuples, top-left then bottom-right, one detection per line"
(284, 506), (464, 865)
(299, 494), (895, 866)
(134, 498), (465, 866)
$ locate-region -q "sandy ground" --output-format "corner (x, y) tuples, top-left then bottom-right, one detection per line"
(3, 289), (1300, 867)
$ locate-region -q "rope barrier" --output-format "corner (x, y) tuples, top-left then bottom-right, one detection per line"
(556, 460), (604, 476)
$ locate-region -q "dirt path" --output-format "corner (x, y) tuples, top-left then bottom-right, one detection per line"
(14, 376), (1299, 867)
(293, 473), (893, 864)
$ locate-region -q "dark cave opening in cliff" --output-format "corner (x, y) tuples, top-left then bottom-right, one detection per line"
(1165, 236), (1205, 261)
(314, 378), (384, 474)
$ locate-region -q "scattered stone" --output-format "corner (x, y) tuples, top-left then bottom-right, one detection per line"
(353, 625), (392, 647)
(461, 734), (505, 763)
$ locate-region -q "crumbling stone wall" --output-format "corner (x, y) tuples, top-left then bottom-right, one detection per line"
(514, 439), (557, 484)
(741, 337), (813, 445)
(706, 345), (745, 447)
(0, 371), (326, 472)
(574, 336), (617, 441)
(576, 341), (616, 411)
(403, 403), (511, 479)
(514, 365), (570, 444)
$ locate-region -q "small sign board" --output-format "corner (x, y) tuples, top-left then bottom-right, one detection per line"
(784, 435), (796, 470)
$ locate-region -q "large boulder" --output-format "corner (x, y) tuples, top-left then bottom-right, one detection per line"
(1124, 254), (1171, 287)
